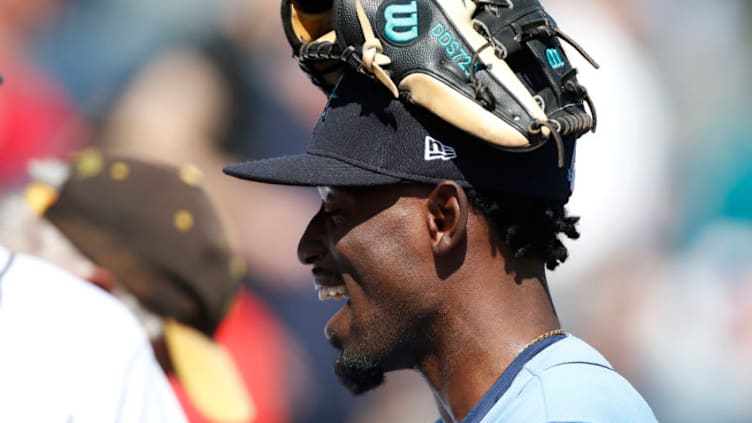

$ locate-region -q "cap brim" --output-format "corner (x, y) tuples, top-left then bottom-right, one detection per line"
(164, 319), (256, 422)
(223, 153), (403, 187)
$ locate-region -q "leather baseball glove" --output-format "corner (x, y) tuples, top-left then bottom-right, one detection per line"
(282, 0), (598, 167)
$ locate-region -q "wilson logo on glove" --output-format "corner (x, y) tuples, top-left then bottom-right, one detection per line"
(383, 0), (419, 43)
(546, 48), (565, 69)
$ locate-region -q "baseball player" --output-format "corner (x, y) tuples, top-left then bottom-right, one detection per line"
(225, 0), (658, 421)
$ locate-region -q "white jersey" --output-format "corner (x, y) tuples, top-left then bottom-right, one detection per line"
(0, 245), (187, 422)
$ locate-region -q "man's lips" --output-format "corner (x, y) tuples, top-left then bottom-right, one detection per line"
(313, 268), (350, 349)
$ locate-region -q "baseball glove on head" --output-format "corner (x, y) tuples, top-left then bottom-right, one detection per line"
(283, 0), (598, 167)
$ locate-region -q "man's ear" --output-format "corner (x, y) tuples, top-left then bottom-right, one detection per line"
(427, 181), (469, 255)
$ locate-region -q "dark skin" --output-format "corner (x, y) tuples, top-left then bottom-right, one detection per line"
(297, 181), (561, 422)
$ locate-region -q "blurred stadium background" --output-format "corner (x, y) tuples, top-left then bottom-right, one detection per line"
(1, 0), (750, 422)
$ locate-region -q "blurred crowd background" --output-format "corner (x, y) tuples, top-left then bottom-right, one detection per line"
(0, 0), (750, 422)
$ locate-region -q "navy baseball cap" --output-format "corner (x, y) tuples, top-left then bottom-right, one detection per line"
(224, 71), (576, 200)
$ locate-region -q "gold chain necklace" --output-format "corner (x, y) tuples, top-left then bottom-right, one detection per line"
(524, 329), (565, 349)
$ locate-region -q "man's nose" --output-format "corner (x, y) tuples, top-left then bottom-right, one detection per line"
(297, 211), (325, 265)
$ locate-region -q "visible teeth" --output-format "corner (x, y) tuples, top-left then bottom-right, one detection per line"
(317, 285), (348, 301)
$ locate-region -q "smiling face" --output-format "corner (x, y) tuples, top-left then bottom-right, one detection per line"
(297, 184), (440, 394)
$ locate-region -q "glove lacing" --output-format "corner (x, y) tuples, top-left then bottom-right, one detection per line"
(355, 0), (400, 97)
(528, 120), (565, 168)
(469, 41), (498, 111)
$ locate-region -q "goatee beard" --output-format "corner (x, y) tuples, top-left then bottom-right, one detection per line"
(333, 352), (385, 395)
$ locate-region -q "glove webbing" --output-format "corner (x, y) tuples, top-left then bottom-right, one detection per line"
(468, 3), (599, 167)
(297, 41), (344, 91)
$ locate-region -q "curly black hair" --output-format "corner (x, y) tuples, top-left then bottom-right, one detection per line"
(466, 189), (580, 270)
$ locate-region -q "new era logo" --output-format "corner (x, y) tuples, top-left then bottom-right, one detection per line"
(424, 136), (457, 161)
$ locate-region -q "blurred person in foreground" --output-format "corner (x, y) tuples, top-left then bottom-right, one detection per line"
(28, 149), (290, 423)
(0, 232), (184, 421)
